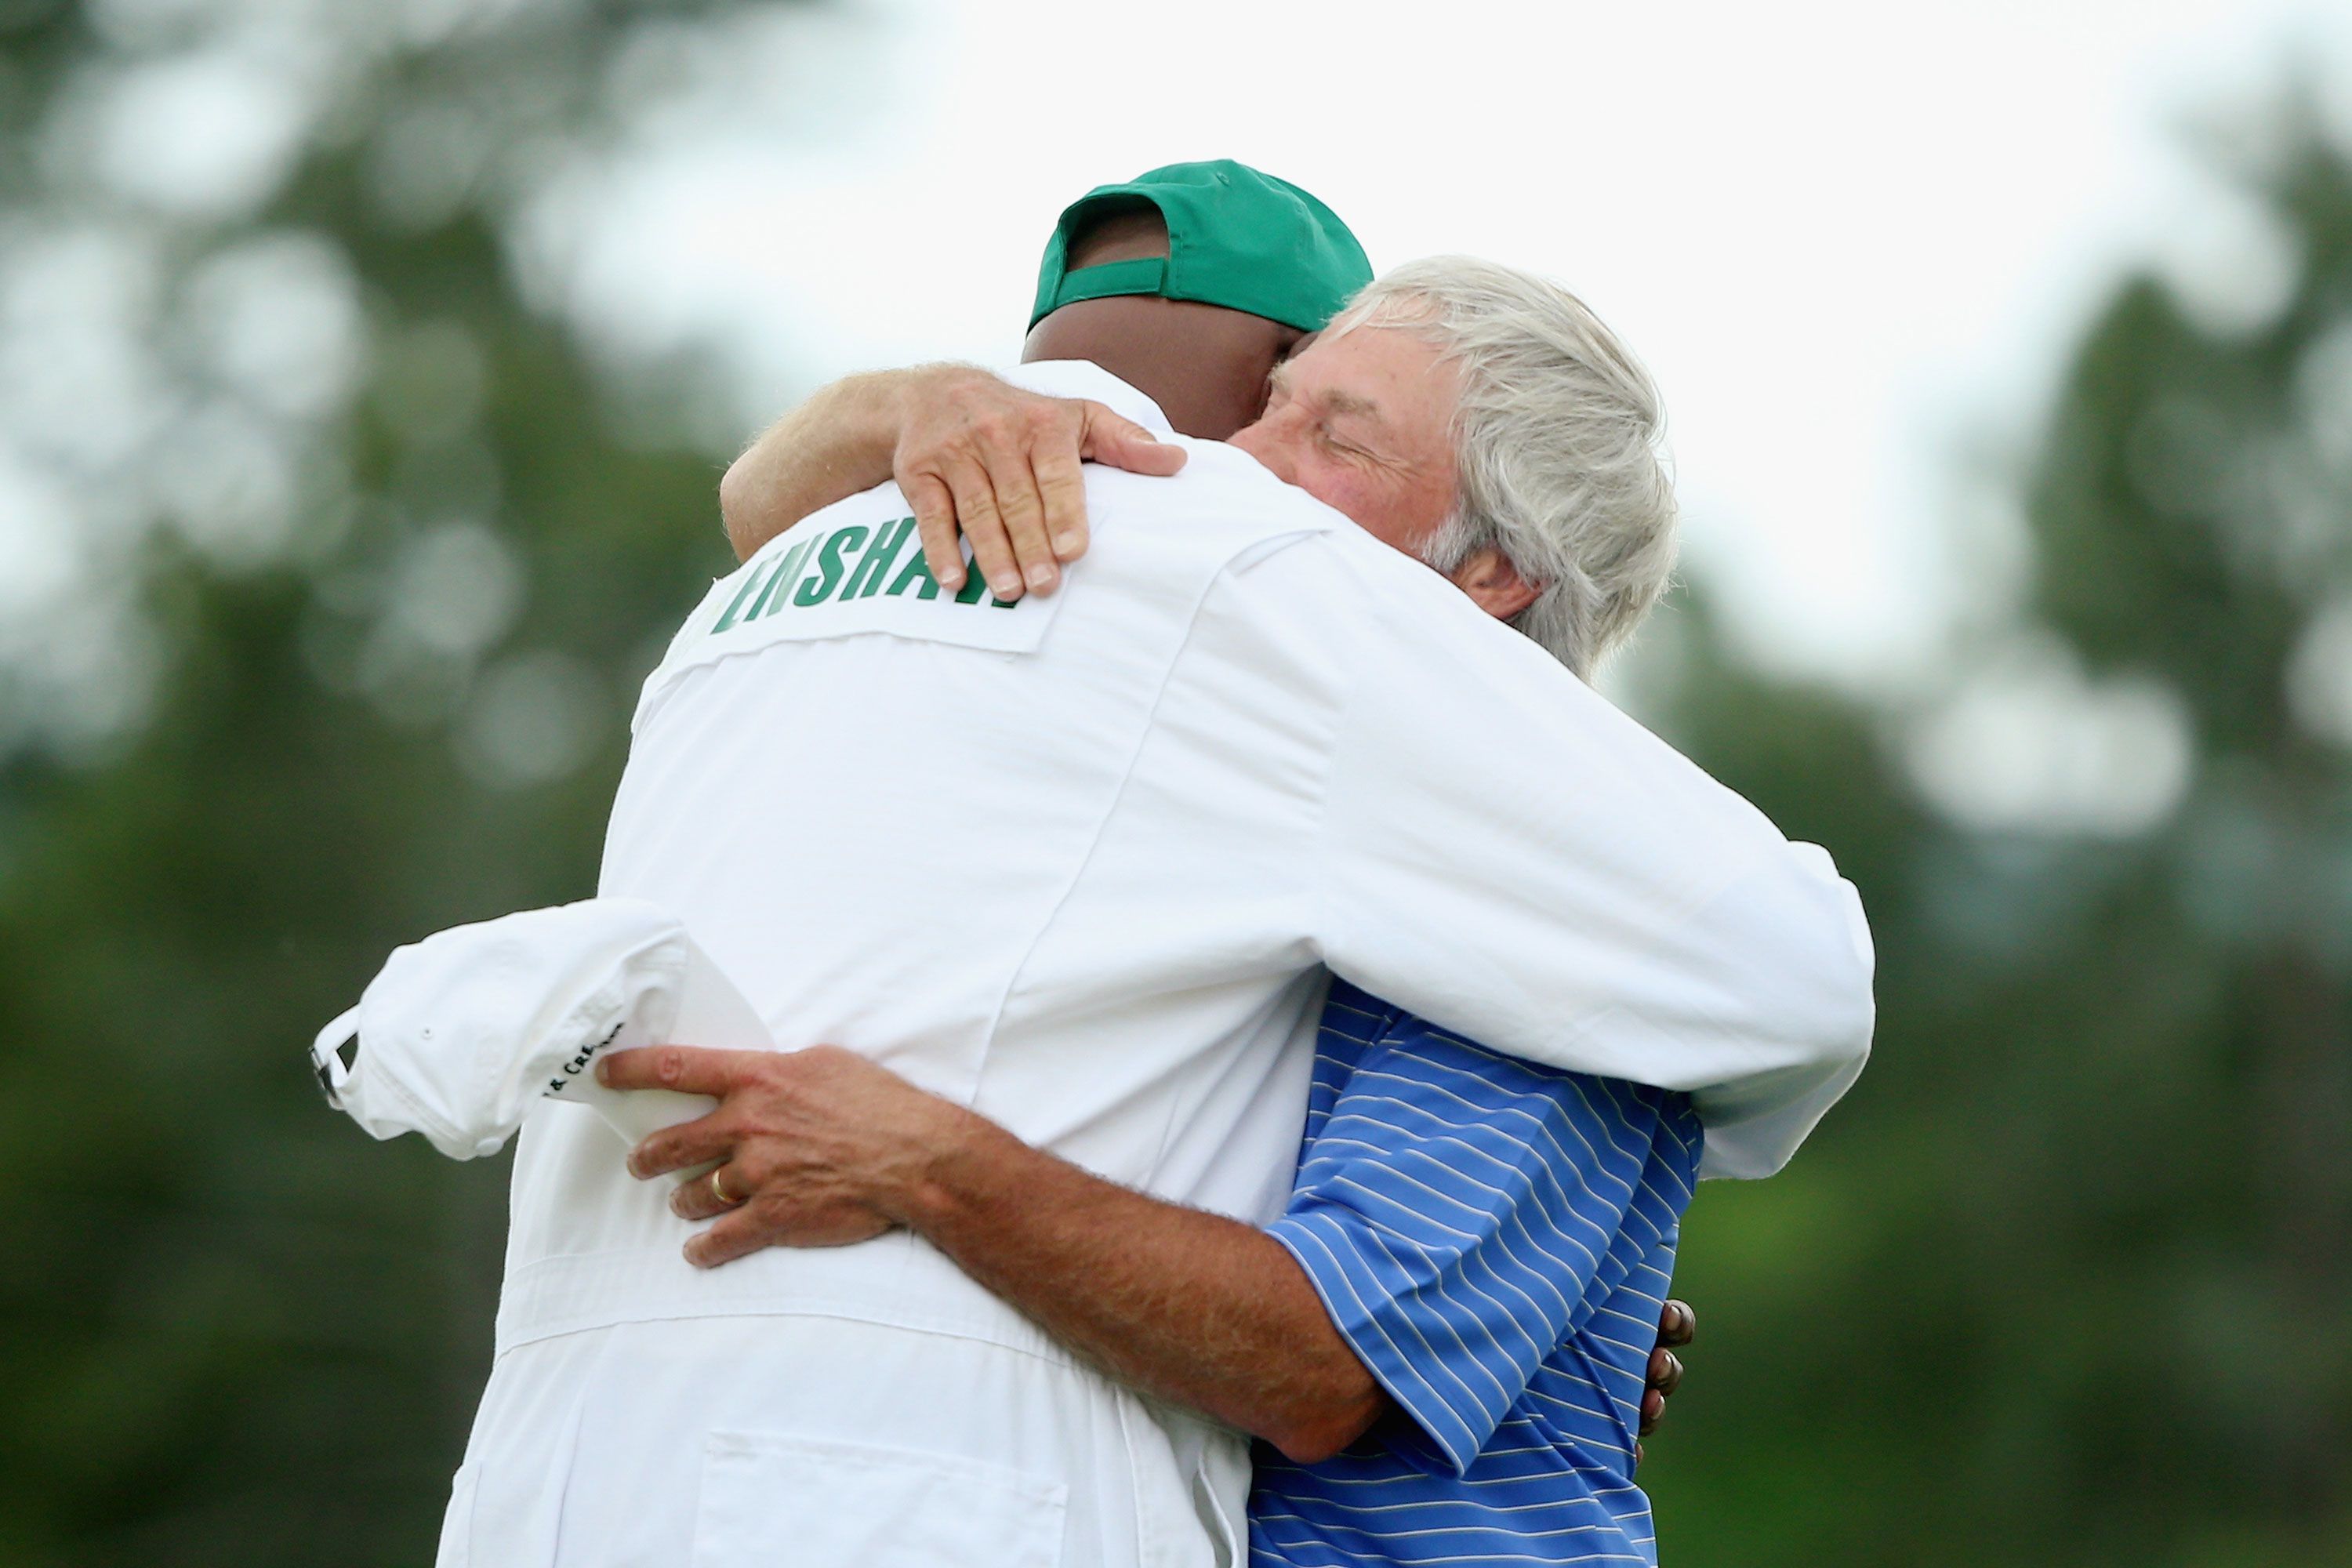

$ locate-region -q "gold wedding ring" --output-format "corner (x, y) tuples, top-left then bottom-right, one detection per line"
(709, 1167), (736, 1206)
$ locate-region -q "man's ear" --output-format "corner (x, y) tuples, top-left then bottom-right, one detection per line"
(1446, 546), (1541, 622)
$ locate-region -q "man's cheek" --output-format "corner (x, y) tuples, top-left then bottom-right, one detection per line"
(1332, 485), (1410, 551)
(1297, 466), (1358, 528)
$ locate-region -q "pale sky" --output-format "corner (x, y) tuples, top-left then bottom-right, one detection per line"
(546, 0), (2352, 691)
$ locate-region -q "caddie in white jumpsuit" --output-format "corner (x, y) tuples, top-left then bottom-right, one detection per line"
(416, 348), (1873, 1568)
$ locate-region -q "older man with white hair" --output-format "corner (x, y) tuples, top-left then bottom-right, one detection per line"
(381, 164), (1871, 1568)
(1347, 261), (1683, 680)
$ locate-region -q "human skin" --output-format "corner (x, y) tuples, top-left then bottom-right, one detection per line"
(1229, 323), (1538, 622)
(1018, 207), (1305, 445)
(715, 208), (1260, 600)
(608, 325), (1639, 1465)
(715, 364), (1179, 598)
(718, 327), (1538, 620)
(666, 252), (1687, 1461)
(599, 1035), (1693, 1462)
(600, 1043), (1391, 1463)
(635, 315), (1529, 1463)
(718, 206), (1529, 612)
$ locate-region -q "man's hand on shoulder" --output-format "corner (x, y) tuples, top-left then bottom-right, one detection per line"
(884, 365), (1184, 602)
(717, 364), (1185, 597)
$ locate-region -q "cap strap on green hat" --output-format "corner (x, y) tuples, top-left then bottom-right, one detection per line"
(1030, 159), (1371, 333)
(1047, 257), (1169, 314)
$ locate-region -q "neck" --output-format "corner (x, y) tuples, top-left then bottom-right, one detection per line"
(1022, 296), (1301, 441)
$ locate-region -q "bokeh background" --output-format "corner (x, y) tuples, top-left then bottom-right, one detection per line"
(3, 2), (2349, 1564)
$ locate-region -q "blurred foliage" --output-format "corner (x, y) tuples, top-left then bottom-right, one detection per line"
(0, 1), (807, 1563)
(1650, 94), (2352, 1568)
(0, 3), (2347, 1566)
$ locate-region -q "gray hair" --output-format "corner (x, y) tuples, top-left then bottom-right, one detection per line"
(1327, 256), (1678, 678)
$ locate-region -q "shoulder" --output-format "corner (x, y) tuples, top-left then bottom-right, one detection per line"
(1000, 359), (1174, 434)
(1087, 437), (1339, 538)
(1141, 471), (1541, 688)
(1240, 521), (1605, 715)
(1069, 440), (1347, 593)
(1306, 532), (1800, 851)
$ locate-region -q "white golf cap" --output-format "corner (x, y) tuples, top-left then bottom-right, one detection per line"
(310, 897), (775, 1161)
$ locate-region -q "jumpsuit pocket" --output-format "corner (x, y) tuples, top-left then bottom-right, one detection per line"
(688, 1429), (1070, 1568)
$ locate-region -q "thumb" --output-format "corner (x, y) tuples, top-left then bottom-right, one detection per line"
(1079, 405), (1188, 477)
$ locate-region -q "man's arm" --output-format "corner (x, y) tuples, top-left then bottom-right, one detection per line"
(717, 369), (911, 561)
(1283, 544), (1877, 1180)
(602, 1019), (1696, 1473)
(599, 1043), (1389, 1465)
(878, 1111), (1392, 1465)
(718, 365), (1184, 597)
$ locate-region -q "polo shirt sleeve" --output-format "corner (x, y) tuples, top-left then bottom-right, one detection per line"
(1265, 1018), (1675, 1475)
(1309, 572), (1875, 1181)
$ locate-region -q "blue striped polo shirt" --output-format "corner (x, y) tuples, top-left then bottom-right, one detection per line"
(1251, 979), (1703, 1567)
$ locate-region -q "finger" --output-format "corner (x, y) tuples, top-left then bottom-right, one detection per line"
(597, 1044), (747, 1098)
(669, 1162), (749, 1221)
(684, 1207), (771, 1270)
(1639, 1387), (1664, 1436)
(1658, 1299), (1696, 1348)
(1080, 404), (1187, 477)
(984, 440), (1059, 596)
(903, 470), (965, 593)
(1646, 1348), (1683, 1398)
(942, 455), (1021, 601)
(1033, 444), (1091, 564)
(626, 1111), (736, 1181)
(1635, 1439), (1646, 1466)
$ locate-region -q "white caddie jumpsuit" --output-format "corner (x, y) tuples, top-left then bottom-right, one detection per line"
(437, 363), (1875, 1568)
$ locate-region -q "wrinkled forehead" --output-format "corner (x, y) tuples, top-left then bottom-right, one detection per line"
(1273, 321), (1463, 452)
(1268, 355), (1383, 422)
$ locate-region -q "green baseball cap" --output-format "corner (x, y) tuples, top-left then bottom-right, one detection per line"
(1029, 159), (1373, 334)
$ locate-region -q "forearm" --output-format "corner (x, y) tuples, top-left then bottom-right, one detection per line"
(889, 1113), (1388, 1464)
(717, 367), (934, 561)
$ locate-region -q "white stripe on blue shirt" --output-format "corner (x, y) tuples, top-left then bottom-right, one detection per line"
(1252, 979), (1701, 1567)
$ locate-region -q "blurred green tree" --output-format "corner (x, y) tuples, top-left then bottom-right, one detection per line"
(0, 2), (819, 1563)
(1649, 97), (2352, 1568)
